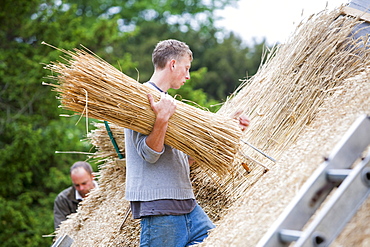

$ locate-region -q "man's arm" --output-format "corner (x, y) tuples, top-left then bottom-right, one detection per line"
(146, 93), (176, 152)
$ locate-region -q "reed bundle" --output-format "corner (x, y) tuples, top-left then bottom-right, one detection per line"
(43, 44), (242, 176)
(54, 7), (370, 247)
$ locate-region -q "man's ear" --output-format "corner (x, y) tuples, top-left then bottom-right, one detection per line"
(169, 59), (176, 70)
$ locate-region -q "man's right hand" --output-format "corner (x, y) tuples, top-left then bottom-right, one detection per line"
(145, 93), (177, 152)
(147, 93), (177, 121)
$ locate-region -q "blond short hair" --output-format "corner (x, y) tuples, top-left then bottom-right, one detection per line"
(152, 39), (193, 69)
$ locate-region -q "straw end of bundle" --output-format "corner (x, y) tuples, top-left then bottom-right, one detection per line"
(41, 41), (54, 48)
(42, 41), (64, 53)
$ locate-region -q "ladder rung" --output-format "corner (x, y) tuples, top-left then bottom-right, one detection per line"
(279, 229), (302, 243)
(326, 169), (351, 183)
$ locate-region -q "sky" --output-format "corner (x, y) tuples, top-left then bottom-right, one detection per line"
(215, 0), (350, 45)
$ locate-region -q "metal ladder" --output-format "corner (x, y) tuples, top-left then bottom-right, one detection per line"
(51, 234), (73, 247)
(257, 115), (370, 247)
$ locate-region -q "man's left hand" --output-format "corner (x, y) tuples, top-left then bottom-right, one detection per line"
(232, 111), (250, 131)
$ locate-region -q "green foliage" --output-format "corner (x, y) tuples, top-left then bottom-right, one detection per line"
(168, 67), (221, 112)
(0, 119), (89, 246)
(0, 0), (269, 245)
(116, 20), (268, 101)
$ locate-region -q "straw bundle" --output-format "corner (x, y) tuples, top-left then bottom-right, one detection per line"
(43, 44), (242, 176)
(54, 6), (370, 247)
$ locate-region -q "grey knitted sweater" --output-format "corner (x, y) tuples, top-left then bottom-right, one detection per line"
(124, 117), (195, 202)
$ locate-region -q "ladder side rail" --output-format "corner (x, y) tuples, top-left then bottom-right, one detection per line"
(327, 115), (370, 169)
(51, 234), (74, 247)
(256, 163), (331, 247)
(257, 115), (370, 247)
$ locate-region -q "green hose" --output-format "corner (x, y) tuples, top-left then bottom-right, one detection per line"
(104, 121), (124, 159)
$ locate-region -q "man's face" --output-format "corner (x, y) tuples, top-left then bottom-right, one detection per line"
(170, 55), (191, 89)
(70, 168), (95, 198)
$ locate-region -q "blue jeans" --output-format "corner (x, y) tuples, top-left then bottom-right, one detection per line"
(139, 204), (215, 247)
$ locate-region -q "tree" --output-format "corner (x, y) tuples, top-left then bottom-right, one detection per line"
(0, 1), (132, 245)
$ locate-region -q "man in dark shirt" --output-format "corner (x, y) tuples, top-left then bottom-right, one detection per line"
(53, 161), (97, 229)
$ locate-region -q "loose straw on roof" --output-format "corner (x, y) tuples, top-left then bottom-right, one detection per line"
(43, 43), (243, 176)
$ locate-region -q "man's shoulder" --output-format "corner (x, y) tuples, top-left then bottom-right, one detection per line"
(55, 186), (75, 201)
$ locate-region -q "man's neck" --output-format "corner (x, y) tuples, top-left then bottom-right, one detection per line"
(149, 70), (170, 92)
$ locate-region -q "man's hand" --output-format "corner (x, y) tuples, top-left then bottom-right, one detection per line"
(145, 93), (177, 152)
(147, 93), (177, 121)
(238, 115), (250, 131)
(188, 156), (195, 166)
(232, 111), (250, 131)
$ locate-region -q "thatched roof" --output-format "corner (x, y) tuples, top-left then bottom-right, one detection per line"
(201, 69), (370, 247)
(54, 6), (370, 247)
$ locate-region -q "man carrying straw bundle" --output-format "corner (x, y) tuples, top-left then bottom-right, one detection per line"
(124, 39), (249, 246)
